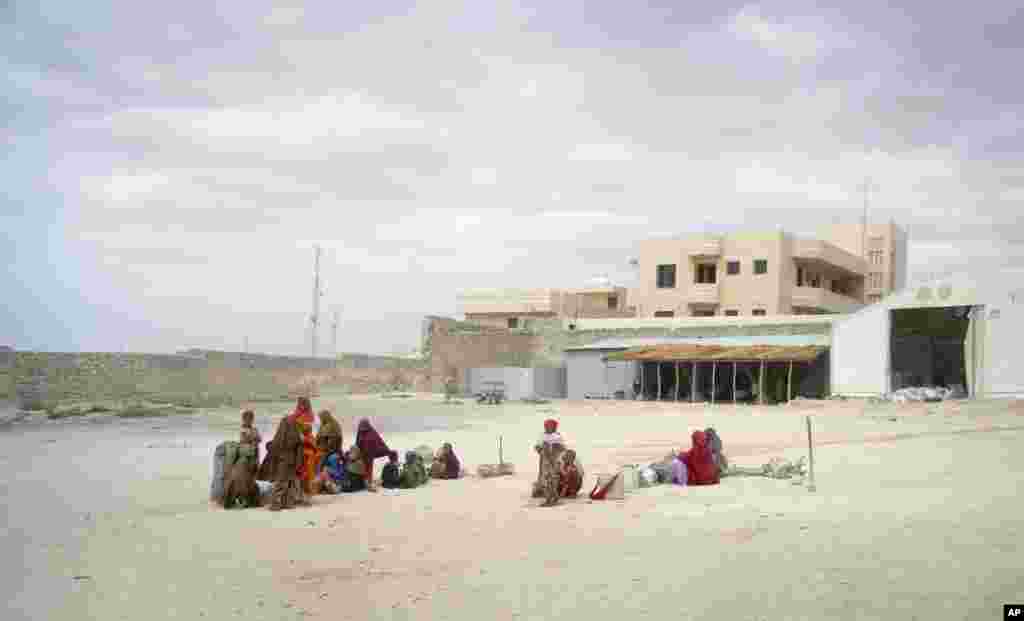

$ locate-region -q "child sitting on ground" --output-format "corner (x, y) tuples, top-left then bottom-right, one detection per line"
(381, 451), (401, 489)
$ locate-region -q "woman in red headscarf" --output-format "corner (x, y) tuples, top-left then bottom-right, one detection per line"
(288, 397), (319, 496)
(533, 419), (565, 506)
(355, 418), (391, 490)
(683, 430), (720, 486)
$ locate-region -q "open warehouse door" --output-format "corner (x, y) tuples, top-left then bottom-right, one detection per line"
(889, 305), (979, 396)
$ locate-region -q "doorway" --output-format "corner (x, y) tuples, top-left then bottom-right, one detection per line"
(889, 306), (975, 394)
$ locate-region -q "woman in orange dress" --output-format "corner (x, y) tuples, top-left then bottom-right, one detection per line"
(288, 397), (319, 496)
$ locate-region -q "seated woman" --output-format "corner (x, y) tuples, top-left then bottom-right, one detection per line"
(704, 427), (728, 476)
(317, 447), (345, 494)
(316, 410), (343, 456)
(381, 451), (401, 489)
(683, 430), (721, 486)
(399, 451), (429, 489)
(430, 443), (462, 479)
(341, 446), (368, 492)
(558, 449), (584, 498)
(355, 418), (391, 491)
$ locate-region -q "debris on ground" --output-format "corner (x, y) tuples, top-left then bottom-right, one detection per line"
(726, 457), (807, 480)
(885, 386), (964, 403)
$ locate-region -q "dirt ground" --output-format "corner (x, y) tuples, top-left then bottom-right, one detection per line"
(9, 395), (1024, 620)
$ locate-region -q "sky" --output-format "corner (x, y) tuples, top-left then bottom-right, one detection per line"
(3, 0), (1024, 356)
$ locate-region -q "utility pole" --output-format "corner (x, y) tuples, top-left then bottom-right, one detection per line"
(331, 310), (340, 358)
(310, 245), (323, 358)
(857, 178), (878, 260)
(244, 337), (249, 355)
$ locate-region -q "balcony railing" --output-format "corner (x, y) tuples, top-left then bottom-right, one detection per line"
(793, 240), (867, 275)
(687, 237), (722, 258)
(791, 286), (863, 314)
(688, 283), (720, 305)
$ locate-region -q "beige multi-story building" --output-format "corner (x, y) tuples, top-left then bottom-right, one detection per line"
(458, 277), (635, 329)
(817, 221), (908, 304)
(632, 229), (880, 318)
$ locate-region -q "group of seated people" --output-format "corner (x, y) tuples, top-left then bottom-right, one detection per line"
(531, 419), (584, 507)
(221, 397), (465, 511)
(669, 428), (726, 486)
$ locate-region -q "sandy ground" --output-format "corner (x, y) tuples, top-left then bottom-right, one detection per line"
(4, 394), (1024, 620)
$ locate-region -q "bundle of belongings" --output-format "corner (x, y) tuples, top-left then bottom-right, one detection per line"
(725, 456), (807, 480)
(636, 427), (729, 487)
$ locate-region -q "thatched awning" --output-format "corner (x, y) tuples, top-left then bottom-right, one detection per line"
(605, 344), (827, 363)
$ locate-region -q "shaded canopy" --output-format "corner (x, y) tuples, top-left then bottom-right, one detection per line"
(605, 344), (827, 363)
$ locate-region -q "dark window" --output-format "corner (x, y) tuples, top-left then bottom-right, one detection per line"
(754, 259), (768, 275)
(694, 263), (717, 284)
(654, 310), (675, 318)
(507, 317), (518, 329)
(797, 267), (804, 287)
(692, 310), (715, 317)
(724, 310), (739, 316)
(608, 295), (618, 309)
(726, 261), (740, 275)
(752, 309), (766, 316)
(656, 264), (677, 288)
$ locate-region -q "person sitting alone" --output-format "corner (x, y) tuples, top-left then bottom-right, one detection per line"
(381, 451), (401, 489)
(399, 451), (429, 489)
(431, 443), (462, 479)
(558, 449), (584, 498)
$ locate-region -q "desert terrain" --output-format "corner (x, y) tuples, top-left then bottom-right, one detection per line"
(3, 392), (1023, 620)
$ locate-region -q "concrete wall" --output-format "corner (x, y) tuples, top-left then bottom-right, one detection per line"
(566, 350), (635, 400)
(423, 316), (547, 392)
(830, 302), (890, 396)
(982, 301), (1024, 397)
(463, 367), (567, 400)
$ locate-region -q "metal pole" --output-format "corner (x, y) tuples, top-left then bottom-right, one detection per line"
(691, 362), (697, 403)
(733, 362), (737, 405)
(311, 245), (322, 358)
(499, 435), (503, 466)
(657, 362), (662, 401)
(759, 360), (765, 405)
(640, 362), (645, 400)
(711, 362), (717, 405)
(787, 361), (794, 403)
(675, 362), (680, 401)
(806, 415), (817, 492)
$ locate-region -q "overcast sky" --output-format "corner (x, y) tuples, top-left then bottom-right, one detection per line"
(3, 1), (1023, 356)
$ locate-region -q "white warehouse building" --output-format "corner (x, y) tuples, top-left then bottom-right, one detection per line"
(830, 269), (1024, 398)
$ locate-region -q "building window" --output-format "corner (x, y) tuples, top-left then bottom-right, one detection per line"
(752, 309), (766, 316)
(654, 310), (675, 318)
(724, 309), (739, 316)
(867, 294), (881, 303)
(692, 310), (715, 317)
(694, 263), (717, 284)
(507, 317), (518, 329)
(656, 264), (677, 288)
(869, 250), (883, 265)
(797, 266), (804, 286)
(869, 272), (883, 289)
(754, 259), (768, 275)
(608, 295), (618, 310)
(726, 261), (740, 275)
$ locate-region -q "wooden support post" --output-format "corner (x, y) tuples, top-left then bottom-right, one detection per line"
(733, 362), (738, 405)
(657, 362), (662, 401)
(691, 362), (697, 403)
(787, 361), (794, 403)
(806, 415), (817, 492)
(499, 435), (503, 466)
(711, 362), (717, 405)
(675, 362), (680, 401)
(759, 360), (765, 405)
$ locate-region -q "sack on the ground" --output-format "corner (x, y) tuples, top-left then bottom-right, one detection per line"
(639, 467), (659, 487)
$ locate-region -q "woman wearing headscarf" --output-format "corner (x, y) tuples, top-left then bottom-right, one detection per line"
(288, 398), (318, 496)
(534, 419), (565, 506)
(704, 427), (728, 476)
(558, 449), (584, 498)
(316, 410), (344, 456)
(683, 430), (720, 486)
(355, 418), (391, 490)
(431, 443), (462, 479)
(265, 415), (307, 510)
(342, 445), (368, 492)
(399, 450), (429, 489)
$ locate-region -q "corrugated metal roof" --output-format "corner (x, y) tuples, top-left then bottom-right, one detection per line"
(565, 334), (830, 352)
(605, 344), (827, 362)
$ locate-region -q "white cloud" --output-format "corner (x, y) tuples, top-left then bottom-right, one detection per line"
(727, 6), (830, 61)
(567, 143), (635, 162)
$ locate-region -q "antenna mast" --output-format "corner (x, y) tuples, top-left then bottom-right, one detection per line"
(310, 245), (323, 358)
